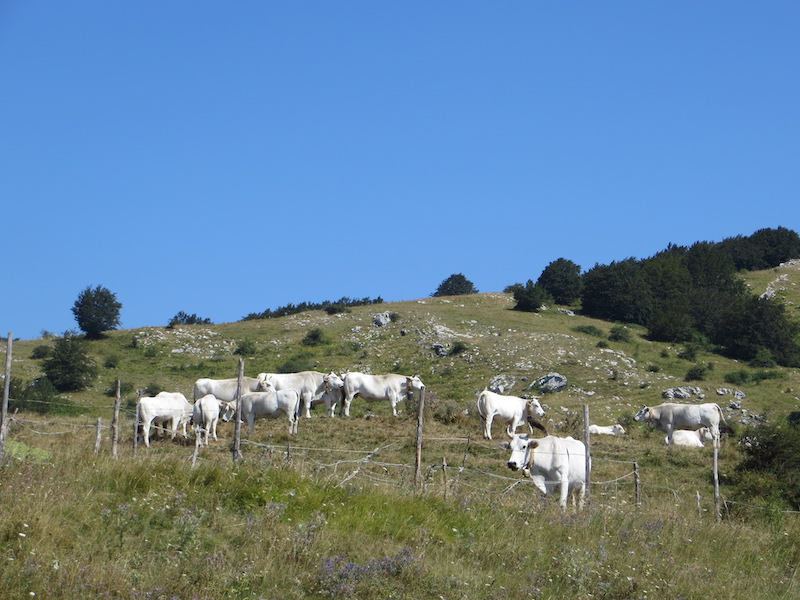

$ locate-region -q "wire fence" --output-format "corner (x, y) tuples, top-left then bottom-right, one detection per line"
(5, 410), (797, 520)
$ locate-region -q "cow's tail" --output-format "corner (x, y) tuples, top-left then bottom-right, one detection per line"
(716, 403), (735, 435)
(475, 389), (489, 421)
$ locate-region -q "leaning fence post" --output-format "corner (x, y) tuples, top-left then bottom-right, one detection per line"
(112, 380), (121, 459)
(232, 358), (244, 463)
(0, 333), (12, 462)
(414, 387), (426, 489)
(634, 461), (642, 506)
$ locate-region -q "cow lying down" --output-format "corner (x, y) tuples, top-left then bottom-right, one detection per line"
(500, 434), (588, 509)
(666, 427), (715, 447)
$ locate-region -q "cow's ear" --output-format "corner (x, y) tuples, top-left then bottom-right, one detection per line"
(498, 442), (511, 451)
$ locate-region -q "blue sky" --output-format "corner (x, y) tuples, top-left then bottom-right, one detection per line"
(2, 2), (798, 341)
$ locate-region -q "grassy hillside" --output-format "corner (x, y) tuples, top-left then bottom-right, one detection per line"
(1, 264), (799, 599)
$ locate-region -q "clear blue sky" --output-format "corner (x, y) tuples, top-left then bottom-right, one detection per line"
(2, 2), (798, 341)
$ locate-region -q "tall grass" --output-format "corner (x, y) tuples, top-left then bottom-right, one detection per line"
(1, 414), (799, 600)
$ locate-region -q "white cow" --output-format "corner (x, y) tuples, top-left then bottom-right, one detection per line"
(340, 373), (425, 417)
(256, 371), (345, 418)
(476, 389), (546, 440)
(588, 423), (626, 436)
(666, 427), (715, 447)
(635, 402), (728, 446)
(500, 434), (589, 509)
(136, 392), (193, 447)
(192, 394), (221, 446)
(221, 381), (300, 435)
(193, 377), (261, 402)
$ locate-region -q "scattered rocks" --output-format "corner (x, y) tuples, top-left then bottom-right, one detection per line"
(662, 386), (705, 400)
(536, 372), (568, 393)
(488, 374), (516, 394)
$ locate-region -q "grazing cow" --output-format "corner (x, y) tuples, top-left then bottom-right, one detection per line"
(221, 381), (300, 435)
(193, 377), (262, 402)
(666, 427), (715, 448)
(588, 423), (627, 436)
(257, 371), (345, 418)
(635, 402), (729, 446)
(137, 392), (193, 447)
(192, 394), (221, 446)
(476, 389), (546, 440)
(500, 434), (588, 509)
(340, 373), (425, 417)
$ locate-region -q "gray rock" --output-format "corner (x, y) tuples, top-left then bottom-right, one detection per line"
(537, 372), (568, 393)
(373, 312), (393, 327)
(488, 374), (516, 394)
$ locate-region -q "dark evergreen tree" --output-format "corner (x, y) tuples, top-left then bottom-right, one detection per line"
(72, 285), (122, 339)
(42, 333), (98, 392)
(580, 259), (652, 324)
(536, 258), (583, 305)
(511, 280), (552, 312)
(432, 273), (478, 297)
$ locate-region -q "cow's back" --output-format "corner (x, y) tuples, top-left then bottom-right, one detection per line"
(344, 373), (401, 400)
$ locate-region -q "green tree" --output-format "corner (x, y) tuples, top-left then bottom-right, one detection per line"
(581, 259), (652, 324)
(536, 258), (583, 305)
(72, 285), (122, 339)
(42, 333), (98, 392)
(511, 280), (553, 312)
(432, 273), (478, 297)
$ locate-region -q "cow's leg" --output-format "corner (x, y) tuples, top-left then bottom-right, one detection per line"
(341, 393), (354, 417)
(143, 419), (152, 447)
(248, 413), (255, 435)
(211, 418), (218, 442)
(482, 415), (493, 440)
(303, 394), (313, 419)
(559, 477), (570, 510)
(577, 483), (586, 510)
(666, 426), (674, 448)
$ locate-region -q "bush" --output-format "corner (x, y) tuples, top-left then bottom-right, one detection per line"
(41, 333), (98, 392)
(234, 340), (257, 356)
(511, 280), (553, 312)
(105, 381), (135, 397)
(608, 325), (632, 342)
(9, 377), (82, 415)
(572, 325), (605, 338)
(168, 312), (213, 328)
(277, 351), (315, 373)
(749, 348), (777, 368)
(724, 370), (751, 385)
(30, 345), (52, 359)
(449, 341), (468, 356)
(301, 328), (329, 346)
(684, 364), (708, 381)
(732, 421), (800, 510)
(104, 354), (120, 368)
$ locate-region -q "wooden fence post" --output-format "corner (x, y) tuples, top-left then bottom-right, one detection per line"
(112, 380), (121, 459)
(232, 358), (244, 463)
(442, 456), (448, 501)
(713, 446), (722, 521)
(0, 333), (12, 462)
(414, 387), (426, 489)
(94, 418), (103, 455)
(634, 461), (642, 507)
(583, 404), (592, 505)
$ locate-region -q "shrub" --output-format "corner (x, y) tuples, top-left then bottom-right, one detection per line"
(678, 344), (699, 361)
(301, 328), (329, 346)
(684, 364), (708, 381)
(572, 325), (605, 338)
(647, 364), (661, 373)
(105, 381), (135, 397)
(104, 354), (120, 368)
(30, 345), (52, 359)
(449, 341), (468, 356)
(9, 377), (82, 415)
(511, 280), (553, 312)
(234, 339), (257, 356)
(596, 340), (609, 349)
(41, 333), (98, 392)
(168, 312), (213, 328)
(724, 370), (751, 385)
(277, 351), (315, 373)
(609, 325), (632, 342)
(749, 348), (777, 368)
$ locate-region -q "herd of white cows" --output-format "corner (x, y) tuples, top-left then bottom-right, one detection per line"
(135, 372), (730, 509)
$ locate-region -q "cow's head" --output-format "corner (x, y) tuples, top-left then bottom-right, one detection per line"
(406, 375), (425, 393)
(526, 396), (545, 418)
(324, 372), (345, 391)
(220, 401), (237, 422)
(257, 377), (276, 392)
(499, 434), (538, 474)
(698, 426), (715, 444)
(634, 406), (651, 422)
(611, 424), (626, 435)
